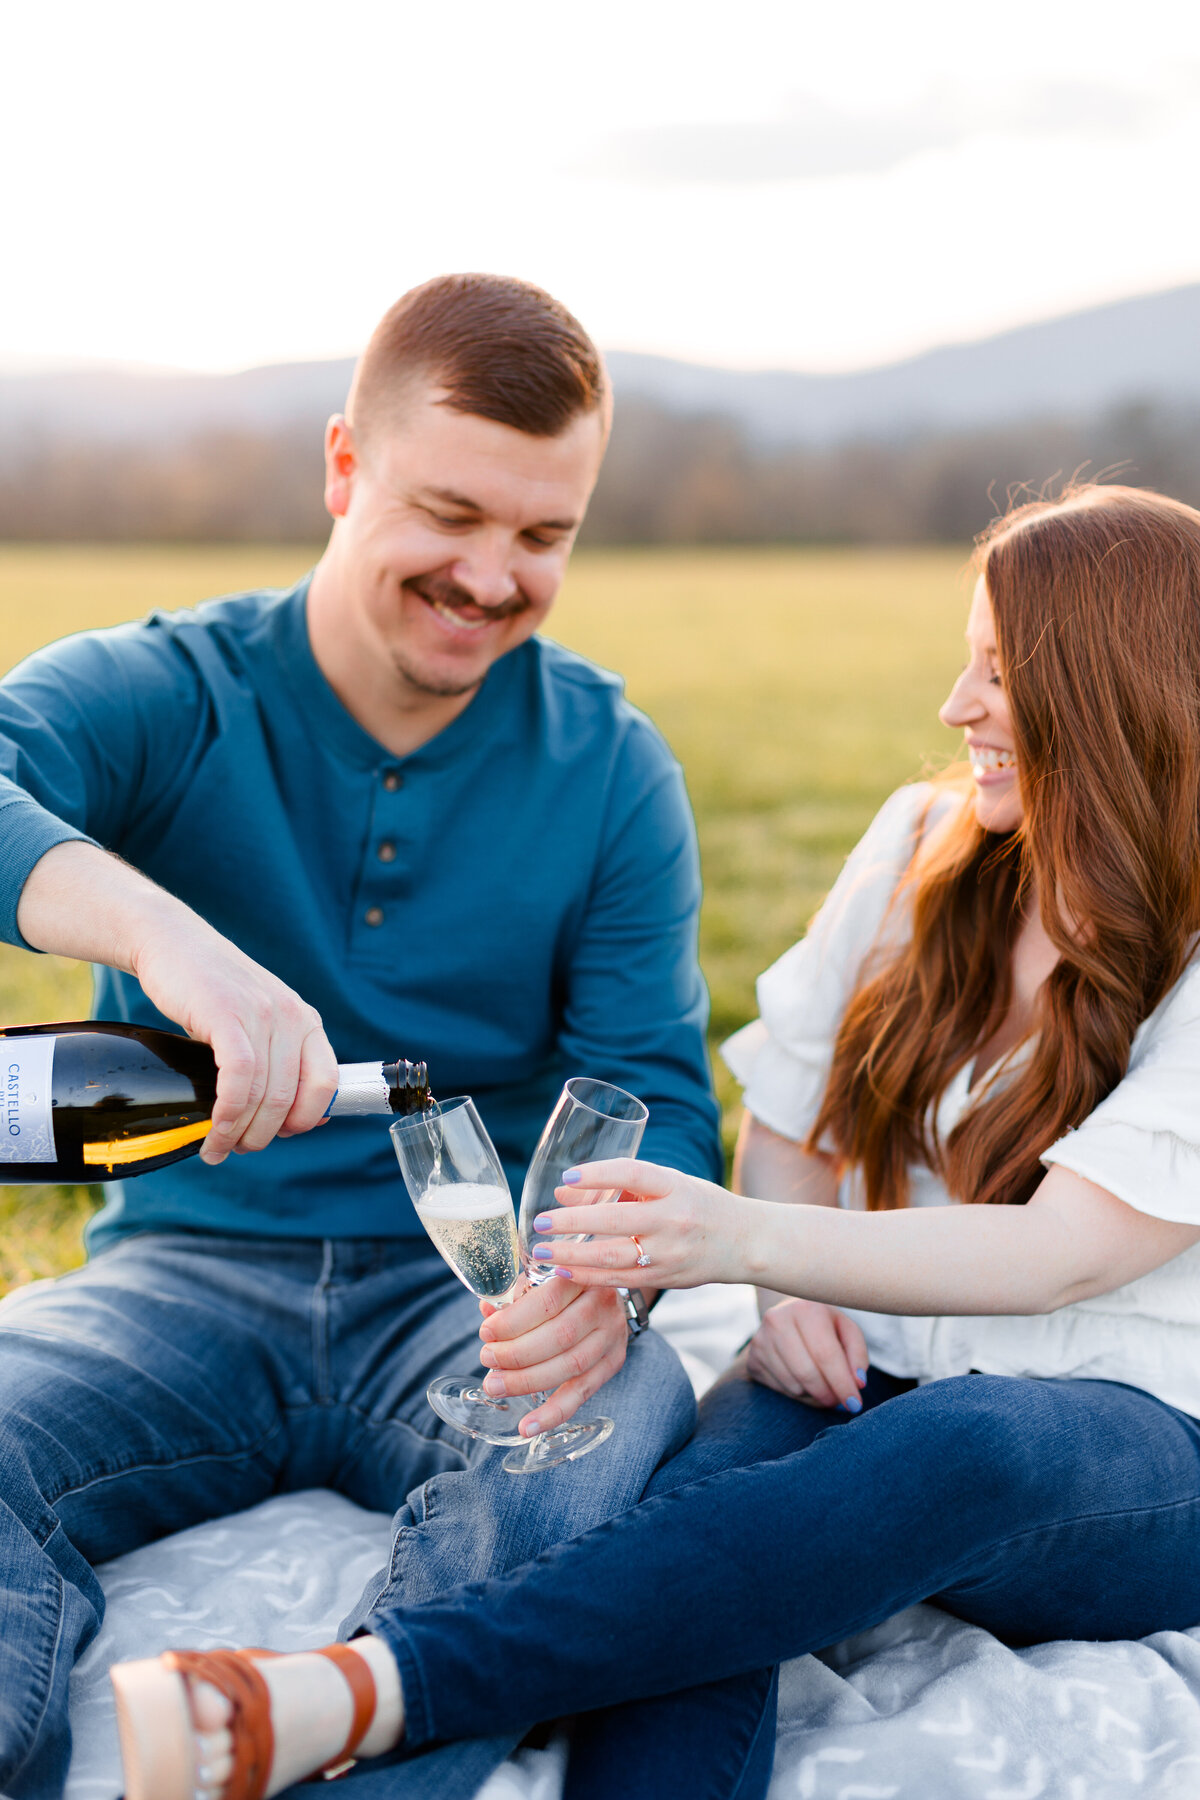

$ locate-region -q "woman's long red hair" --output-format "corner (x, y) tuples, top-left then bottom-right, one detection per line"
(810, 484), (1200, 1208)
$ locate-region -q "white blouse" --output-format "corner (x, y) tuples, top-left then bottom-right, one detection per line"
(722, 782), (1200, 1419)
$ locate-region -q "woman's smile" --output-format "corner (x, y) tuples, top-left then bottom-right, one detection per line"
(967, 738), (1018, 784)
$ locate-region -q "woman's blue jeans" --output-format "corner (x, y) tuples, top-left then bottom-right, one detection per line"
(372, 1362), (1200, 1800)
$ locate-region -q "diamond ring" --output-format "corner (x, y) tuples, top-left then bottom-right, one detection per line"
(631, 1234), (650, 1269)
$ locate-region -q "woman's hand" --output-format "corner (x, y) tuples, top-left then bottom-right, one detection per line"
(530, 1158), (755, 1289)
(747, 1299), (868, 1411)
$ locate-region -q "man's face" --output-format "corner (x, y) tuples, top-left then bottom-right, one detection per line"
(324, 384), (607, 700)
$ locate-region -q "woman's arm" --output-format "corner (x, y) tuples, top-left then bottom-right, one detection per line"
(732, 1112), (870, 1409)
(535, 1158), (1200, 1316)
(732, 1112), (838, 1316)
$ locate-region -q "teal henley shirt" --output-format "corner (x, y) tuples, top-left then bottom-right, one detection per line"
(0, 578), (722, 1249)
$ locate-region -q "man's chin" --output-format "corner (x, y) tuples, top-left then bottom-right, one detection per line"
(389, 649), (486, 700)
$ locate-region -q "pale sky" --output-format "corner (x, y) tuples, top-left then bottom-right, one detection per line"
(6, 0), (1200, 375)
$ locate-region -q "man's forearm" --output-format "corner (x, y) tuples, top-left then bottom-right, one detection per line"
(17, 840), (195, 974)
(16, 839), (339, 1163)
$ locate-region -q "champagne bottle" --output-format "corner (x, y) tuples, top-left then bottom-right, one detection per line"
(0, 1022), (431, 1181)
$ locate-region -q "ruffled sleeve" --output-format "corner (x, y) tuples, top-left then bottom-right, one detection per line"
(721, 783), (952, 1142)
(1040, 959), (1200, 1224)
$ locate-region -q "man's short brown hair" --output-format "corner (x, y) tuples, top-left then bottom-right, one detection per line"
(347, 273), (607, 442)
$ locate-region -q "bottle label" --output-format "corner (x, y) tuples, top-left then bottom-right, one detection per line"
(0, 1036), (56, 1163)
(327, 1063), (390, 1117)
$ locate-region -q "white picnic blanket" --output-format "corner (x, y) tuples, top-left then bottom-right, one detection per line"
(66, 1286), (1200, 1799)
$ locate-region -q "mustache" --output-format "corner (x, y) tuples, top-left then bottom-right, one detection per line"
(405, 571), (530, 621)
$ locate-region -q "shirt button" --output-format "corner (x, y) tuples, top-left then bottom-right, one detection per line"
(364, 906), (385, 927)
(377, 839), (397, 863)
(381, 769), (404, 792)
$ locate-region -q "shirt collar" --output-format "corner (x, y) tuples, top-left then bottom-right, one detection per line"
(275, 575), (522, 773)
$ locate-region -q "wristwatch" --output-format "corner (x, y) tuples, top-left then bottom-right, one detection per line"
(620, 1287), (651, 1337)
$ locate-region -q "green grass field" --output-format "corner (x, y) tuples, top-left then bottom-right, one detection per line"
(0, 542), (972, 1291)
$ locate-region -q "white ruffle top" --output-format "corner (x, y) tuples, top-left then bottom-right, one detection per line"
(722, 782), (1200, 1418)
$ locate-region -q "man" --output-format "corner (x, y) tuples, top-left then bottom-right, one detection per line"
(0, 274), (723, 1798)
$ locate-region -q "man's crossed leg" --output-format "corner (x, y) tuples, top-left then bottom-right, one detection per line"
(0, 1232), (695, 1800)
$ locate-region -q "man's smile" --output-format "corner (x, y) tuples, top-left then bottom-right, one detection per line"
(405, 574), (529, 639)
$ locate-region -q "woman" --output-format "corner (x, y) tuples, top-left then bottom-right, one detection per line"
(113, 484), (1200, 1800)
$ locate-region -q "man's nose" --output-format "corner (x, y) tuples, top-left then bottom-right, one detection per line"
(451, 548), (520, 610)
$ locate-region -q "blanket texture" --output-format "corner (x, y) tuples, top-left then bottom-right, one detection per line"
(65, 1287), (1200, 1799)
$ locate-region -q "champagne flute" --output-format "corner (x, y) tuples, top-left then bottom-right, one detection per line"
(391, 1097), (536, 1446)
(503, 1076), (648, 1476)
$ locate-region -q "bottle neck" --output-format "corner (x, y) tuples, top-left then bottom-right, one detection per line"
(327, 1060), (430, 1118)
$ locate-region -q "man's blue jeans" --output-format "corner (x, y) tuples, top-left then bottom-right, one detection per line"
(373, 1362), (1200, 1800)
(0, 1231), (696, 1800)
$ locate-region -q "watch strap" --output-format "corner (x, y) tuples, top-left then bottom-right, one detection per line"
(621, 1287), (651, 1336)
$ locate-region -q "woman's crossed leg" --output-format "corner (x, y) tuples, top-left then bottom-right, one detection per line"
(112, 1369), (1200, 1800)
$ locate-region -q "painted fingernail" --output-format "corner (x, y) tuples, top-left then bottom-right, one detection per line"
(561, 1169), (581, 1184)
(532, 1244), (553, 1261)
(856, 1368), (868, 1386)
(533, 1214), (554, 1231)
(554, 1268), (574, 1280)
(843, 1394), (863, 1414)
(483, 1373), (507, 1395)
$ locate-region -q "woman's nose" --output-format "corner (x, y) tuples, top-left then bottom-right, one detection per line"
(939, 672), (987, 730)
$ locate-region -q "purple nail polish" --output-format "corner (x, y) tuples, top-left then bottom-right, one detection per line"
(533, 1214), (554, 1232)
(532, 1245), (553, 1261)
(561, 1169), (581, 1184)
(856, 1368), (868, 1386)
(843, 1394), (863, 1414)
(554, 1268), (574, 1280)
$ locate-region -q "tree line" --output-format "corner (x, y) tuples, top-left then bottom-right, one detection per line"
(2, 397), (1197, 545)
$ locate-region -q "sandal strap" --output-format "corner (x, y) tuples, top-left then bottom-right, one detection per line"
(164, 1649), (274, 1800)
(313, 1644), (378, 1769)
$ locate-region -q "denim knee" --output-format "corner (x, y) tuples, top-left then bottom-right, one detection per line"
(865, 1372), (1083, 1521)
(643, 1325), (699, 1416)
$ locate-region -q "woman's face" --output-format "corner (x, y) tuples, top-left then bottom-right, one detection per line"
(939, 575), (1023, 833)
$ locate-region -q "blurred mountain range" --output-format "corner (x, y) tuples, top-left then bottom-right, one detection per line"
(4, 283), (1199, 450)
(3, 284), (1200, 542)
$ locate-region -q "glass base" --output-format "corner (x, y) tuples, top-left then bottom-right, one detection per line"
(426, 1375), (538, 1447)
(502, 1414), (615, 1474)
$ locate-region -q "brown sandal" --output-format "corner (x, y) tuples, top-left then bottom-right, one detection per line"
(110, 1642), (377, 1800)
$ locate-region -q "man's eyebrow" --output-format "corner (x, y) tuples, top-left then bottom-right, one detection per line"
(419, 486), (578, 532)
(420, 486), (485, 513)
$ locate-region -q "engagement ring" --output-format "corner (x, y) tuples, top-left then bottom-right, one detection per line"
(631, 1234), (650, 1268)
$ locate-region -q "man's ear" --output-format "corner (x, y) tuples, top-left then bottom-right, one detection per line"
(324, 415), (359, 519)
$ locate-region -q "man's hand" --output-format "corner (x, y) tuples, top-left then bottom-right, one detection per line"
(132, 913), (338, 1164)
(18, 841), (339, 1165)
(746, 1298), (868, 1410)
(477, 1278), (629, 1436)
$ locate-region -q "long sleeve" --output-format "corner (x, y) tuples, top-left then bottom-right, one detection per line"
(0, 619), (210, 946)
(556, 714), (723, 1183)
